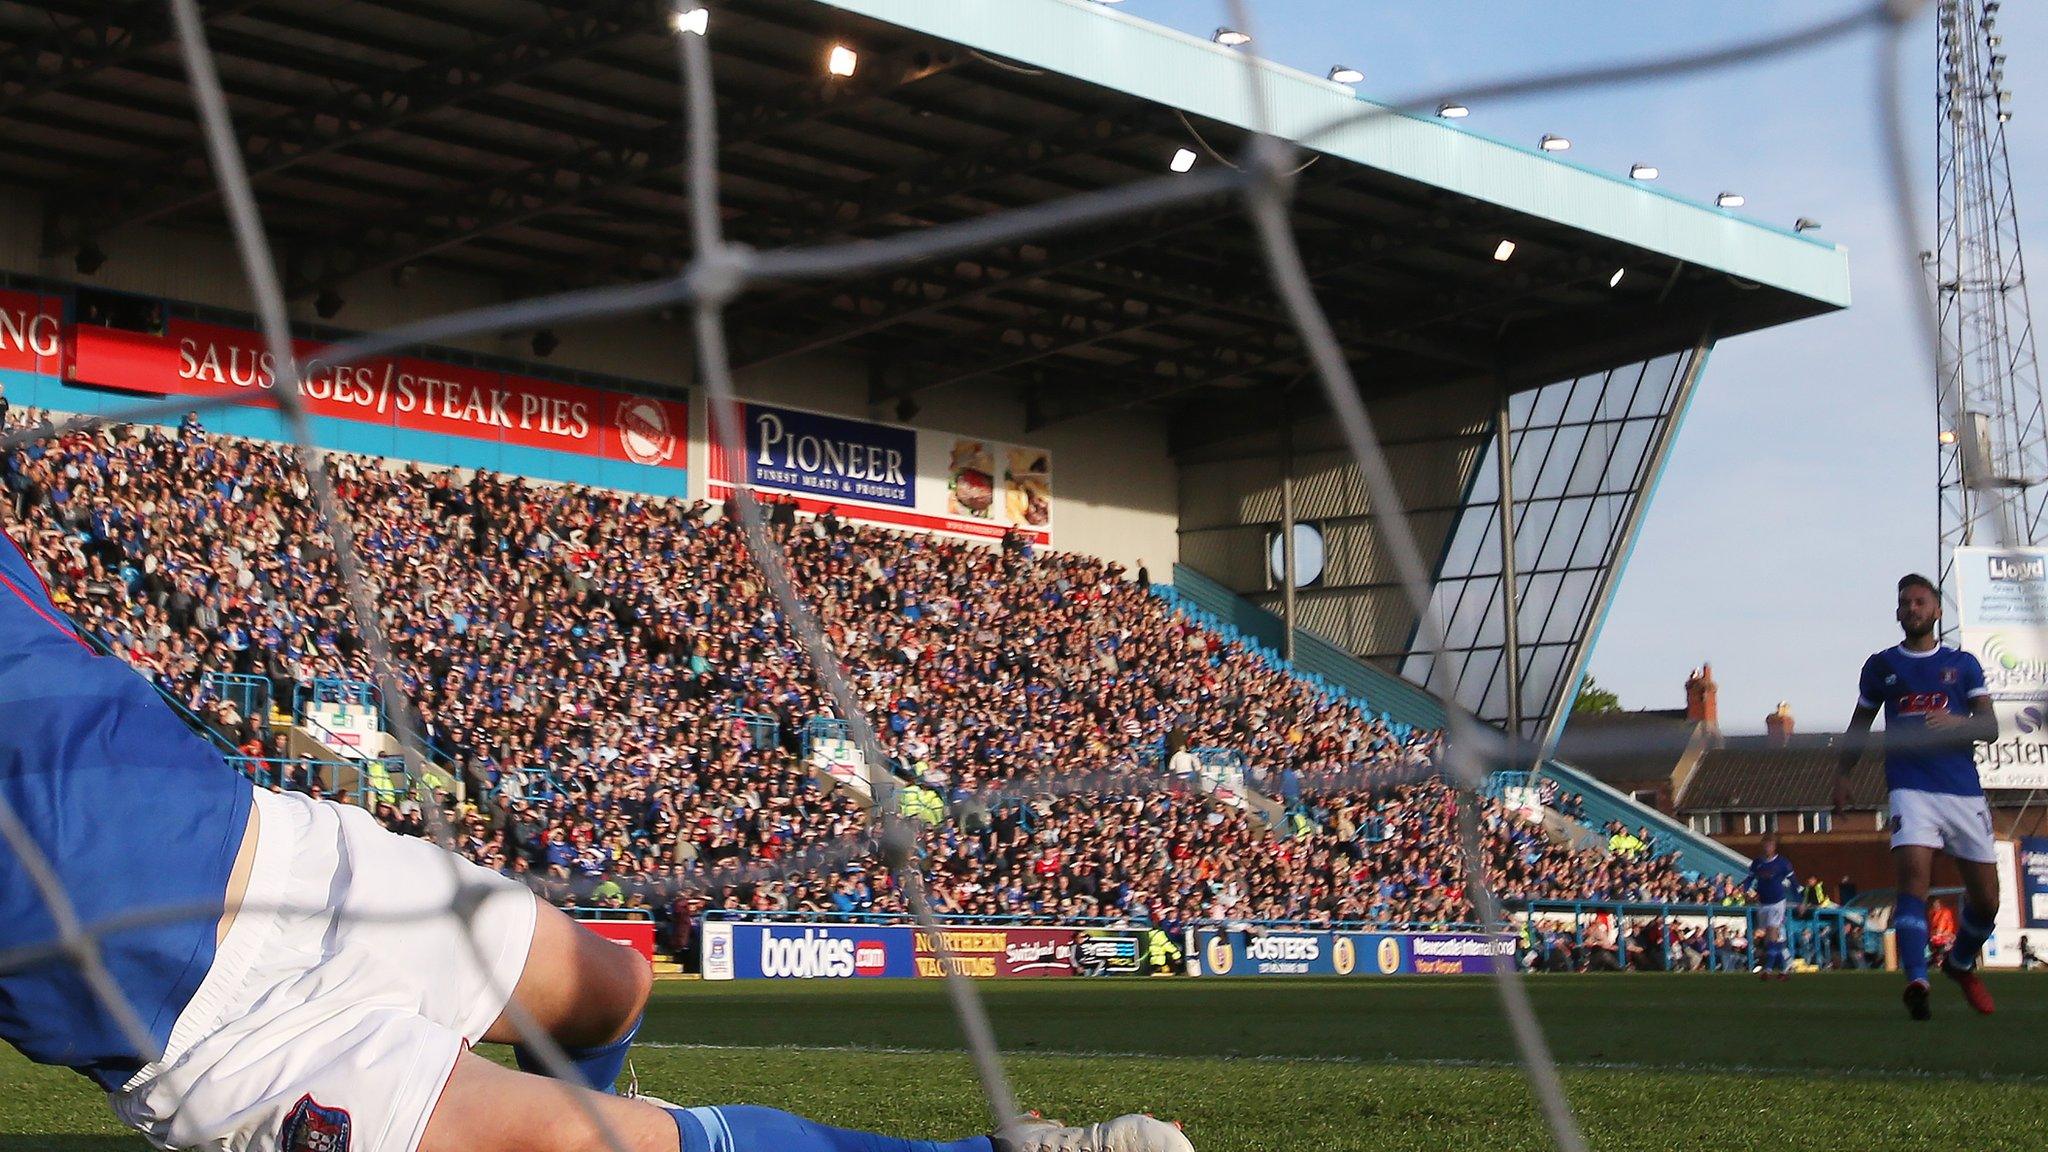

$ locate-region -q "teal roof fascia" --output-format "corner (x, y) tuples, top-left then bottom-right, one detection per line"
(812, 0), (1851, 311)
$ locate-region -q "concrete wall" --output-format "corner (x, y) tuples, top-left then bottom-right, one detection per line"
(1175, 377), (1496, 663)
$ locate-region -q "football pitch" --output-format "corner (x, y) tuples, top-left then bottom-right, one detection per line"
(4, 974), (2046, 1151)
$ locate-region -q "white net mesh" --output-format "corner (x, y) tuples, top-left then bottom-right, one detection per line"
(0, 4), (1950, 1152)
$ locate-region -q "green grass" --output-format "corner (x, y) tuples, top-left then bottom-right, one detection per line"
(6, 974), (2048, 1151)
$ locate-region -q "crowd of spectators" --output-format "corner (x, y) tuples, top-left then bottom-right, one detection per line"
(3, 409), (1738, 959)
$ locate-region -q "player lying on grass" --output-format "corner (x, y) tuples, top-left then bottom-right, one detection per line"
(1835, 573), (2001, 1021)
(0, 531), (1189, 1152)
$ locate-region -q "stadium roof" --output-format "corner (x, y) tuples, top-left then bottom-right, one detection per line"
(1, 0), (1849, 444)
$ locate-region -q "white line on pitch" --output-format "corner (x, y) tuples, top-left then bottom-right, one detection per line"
(629, 1042), (2048, 1085)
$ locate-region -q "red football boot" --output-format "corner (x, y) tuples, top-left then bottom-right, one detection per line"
(1941, 957), (1996, 1015)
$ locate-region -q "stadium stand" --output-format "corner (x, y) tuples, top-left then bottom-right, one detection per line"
(2, 408), (1739, 959)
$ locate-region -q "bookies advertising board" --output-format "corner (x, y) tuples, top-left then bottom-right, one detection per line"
(1191, 928), (1515, 976)
(1953, 547), (2048, 790)
(707, 400), (1053, 545)
(699, 923), (916, 981)
(699, 923), (1151, 979)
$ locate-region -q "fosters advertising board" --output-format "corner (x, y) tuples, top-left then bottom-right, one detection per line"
(708, 401), (1052, 545)
(1954, 547), (2048, 790)
(1191, 929), (1515, 976)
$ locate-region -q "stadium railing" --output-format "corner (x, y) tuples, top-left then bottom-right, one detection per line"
(1160, 563), (1747, 879)
(1511, 898), (1866, 972)
(566, 906), (656, 922)
(200, 670), (273, 728)
(723, 709), (782, 750)
(76, 629), (244, 755)
(1534, 760), (1748, 879)
(223, 754), (414, 808)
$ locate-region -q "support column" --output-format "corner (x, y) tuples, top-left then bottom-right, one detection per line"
(1495, 390), (1523, 747)
(1280, 394), (1298, 663)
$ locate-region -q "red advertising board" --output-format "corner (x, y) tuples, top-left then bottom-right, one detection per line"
(913, 927), (1080, 978)
(580, 918), (656, 964)
(59, 316), (685, 471)
(0, 289), (65, 377)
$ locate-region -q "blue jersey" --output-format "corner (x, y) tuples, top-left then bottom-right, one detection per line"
(0, 532), (251, 1089)
(1747, 854), (1795, 904)
(1856, 644), (1988, 797)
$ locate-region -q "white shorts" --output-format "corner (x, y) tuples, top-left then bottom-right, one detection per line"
(111, 788), (538, 1152)
(1888, 788), (1998, 864)
(1756, 901), (1788, 933)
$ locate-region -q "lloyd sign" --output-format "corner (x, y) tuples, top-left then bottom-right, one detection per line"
(1954, 546), (2048, 790)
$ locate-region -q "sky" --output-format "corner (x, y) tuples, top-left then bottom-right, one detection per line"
(1101, 0), (2047, 733)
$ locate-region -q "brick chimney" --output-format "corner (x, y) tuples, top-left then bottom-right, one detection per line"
(1685, 663), (1719, 727)
(1766, 701), (1794, 746)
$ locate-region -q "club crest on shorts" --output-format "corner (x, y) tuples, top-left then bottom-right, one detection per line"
(281, 1094), (351, 1152)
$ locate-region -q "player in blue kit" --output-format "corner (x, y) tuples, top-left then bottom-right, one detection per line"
(0, 529), (1187, 1152)
(1836, 573), (2001, 1020)
(1745, 835), (1796, 980)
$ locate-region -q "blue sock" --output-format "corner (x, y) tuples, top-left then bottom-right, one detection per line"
(1951, 904), (1996, 971)
(668, 1105), (993, 1152)
(516, 1015), (640, 1092)
(1767, 940), (1786, 972)
(1896, 893), (1930, 984)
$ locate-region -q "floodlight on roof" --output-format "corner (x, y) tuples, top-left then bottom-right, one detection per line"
(1794, 217), (1822, 233)
(1716, 192), (1745, 208)
(1213, 28), (1252, 47)
(1328, 65), (1364, 85)
(1493, 239), (1516, 262)
(827, 44), (858, 77)
(1539, 134), (1571, 152)
(1436, 102), (1470, 119)
(1169, 148), (1198, 173)
(1608, 268), (1625, 288)
(1629, 163), (1659, 181)
(670, 6), (708, 35)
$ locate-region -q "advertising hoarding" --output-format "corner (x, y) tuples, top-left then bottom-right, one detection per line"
(15, 309), (689, 480)
(1953, 546), (2048, 790)
(576, 918), (656, 964)
(698, 923), (916, 981)
(2022, 836), (2048, 930)
(708, 401), (1052, 545)
(1077, 929), (1147, 976)
(699, 923), (1154, 979)
(1191, 928), (1514, 976)
(913, 927), (1081, 978)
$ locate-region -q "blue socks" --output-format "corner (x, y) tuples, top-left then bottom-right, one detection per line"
(668, 1105), (993, 1152)
(1896, 893), (1930, 984)
(1951, 903), (1996, 972)
(516, 1015), (640, 1092)
(1765, 939), (1787, 973)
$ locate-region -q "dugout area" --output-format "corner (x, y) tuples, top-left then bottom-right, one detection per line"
(0, 0), (1848, 739)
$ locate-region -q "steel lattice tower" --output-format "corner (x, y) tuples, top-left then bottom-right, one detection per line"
(1936, 0), (2047, 622)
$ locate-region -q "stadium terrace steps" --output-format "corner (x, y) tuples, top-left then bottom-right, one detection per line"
(1160, 563), (1747, 879)
(1539, 760), (1747, 877)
